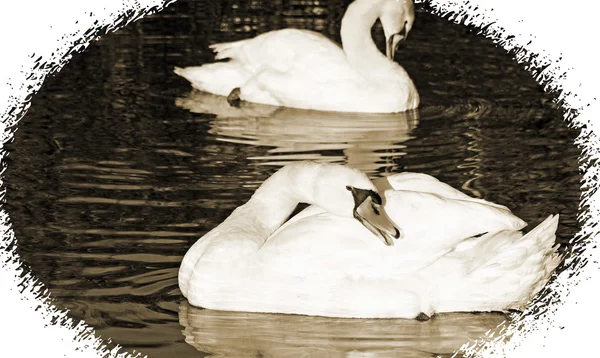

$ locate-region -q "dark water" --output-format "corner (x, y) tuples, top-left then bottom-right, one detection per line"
(4, 0), (580, 357)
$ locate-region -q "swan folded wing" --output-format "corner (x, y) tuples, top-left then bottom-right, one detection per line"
(375, 173), (472, 199)
(382, 190), (527, 251)
(270, 178), (526, 257)
(211, 29), (356, 82)
(376, 172), (511, 211)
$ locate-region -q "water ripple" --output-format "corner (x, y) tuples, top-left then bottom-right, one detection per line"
(3, 1), (581, 357)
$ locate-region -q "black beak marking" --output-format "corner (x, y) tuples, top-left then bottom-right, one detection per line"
(398, 20), (408, 38)
(346, 186), (381, 208)
(348, 185), (399, 245)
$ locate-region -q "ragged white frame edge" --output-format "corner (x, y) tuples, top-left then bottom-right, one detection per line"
(0, 0), (597, 357)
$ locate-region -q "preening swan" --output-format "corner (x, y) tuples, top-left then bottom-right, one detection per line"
(178, 162), (562, 319)
(174, 0), (419, 113)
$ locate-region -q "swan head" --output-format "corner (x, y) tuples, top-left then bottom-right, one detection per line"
(310, 164), (400, 246)
(379, 0), (415, 59)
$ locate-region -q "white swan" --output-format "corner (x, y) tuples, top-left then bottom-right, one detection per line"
(178, 162), (562, 319)
(174, 0), (420, 113)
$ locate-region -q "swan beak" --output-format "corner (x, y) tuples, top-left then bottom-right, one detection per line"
(354, 197), (400, 246)
(386, 33), (405, 60)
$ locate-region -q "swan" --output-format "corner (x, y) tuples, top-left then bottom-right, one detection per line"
(178, 162), (562, 319)
(174, 0), (420, 113)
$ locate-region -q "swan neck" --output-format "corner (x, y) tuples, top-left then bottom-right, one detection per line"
(249, 165), (317, 236)
(340, 0), (389, 74)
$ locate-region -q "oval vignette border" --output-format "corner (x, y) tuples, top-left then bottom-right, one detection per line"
(0, 0), (597, 357)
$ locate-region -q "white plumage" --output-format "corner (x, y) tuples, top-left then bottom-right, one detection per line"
(174, 0), (420, 113)
(178, 162), (562, 319)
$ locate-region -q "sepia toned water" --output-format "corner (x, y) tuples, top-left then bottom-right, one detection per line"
(4, 0), (581, 357)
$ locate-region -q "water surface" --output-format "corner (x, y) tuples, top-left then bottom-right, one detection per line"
(4, 0), (580, 357)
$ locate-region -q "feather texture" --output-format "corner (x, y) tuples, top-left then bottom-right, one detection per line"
(174, 0), (420, 113)
(179, 163), (562, 318)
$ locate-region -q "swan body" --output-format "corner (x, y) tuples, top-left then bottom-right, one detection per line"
(174, 0), (420, 113)
(178, 162), (562, 319)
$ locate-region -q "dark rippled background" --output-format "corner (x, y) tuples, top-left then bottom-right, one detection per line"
(4, 0), (581, 357)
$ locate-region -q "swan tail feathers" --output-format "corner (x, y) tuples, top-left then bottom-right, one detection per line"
(486, 214), (562, 310)
(209, 40), (247, 61)
(437, 215), (562, 313)
(481, 214), (560, 276)
(499, 215), (561, 301)
(174, 64), (249, 97)
(522, 214), (560, 251)
(518, 214), (563, 299)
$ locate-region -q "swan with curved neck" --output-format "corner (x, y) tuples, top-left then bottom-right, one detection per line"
(174, 0), (419, 113)
(178, 162), (399, 297)
(178, 162), (562, 319)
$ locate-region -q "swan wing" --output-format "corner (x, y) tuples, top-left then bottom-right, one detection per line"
(376, 172), (512, 211)
(175, 29), (356, 99)
(375, 173), (473, 199)
(210, 29), (354, 80)
(271, 175), (526, 258)
(383, 190), (527, 251)
(261, 189), (526, 278)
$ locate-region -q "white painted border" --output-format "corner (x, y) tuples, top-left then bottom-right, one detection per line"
(0, 0), (596, 357)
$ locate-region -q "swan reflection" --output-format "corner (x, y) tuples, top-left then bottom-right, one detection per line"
(179, 301), (507, 357)
(176, 91), (419, 174)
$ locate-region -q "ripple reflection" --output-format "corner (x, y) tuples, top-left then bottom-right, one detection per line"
(179, 301), (508, 358)
(176, 91), (419, 174)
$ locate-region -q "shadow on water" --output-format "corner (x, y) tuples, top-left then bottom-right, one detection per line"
(2, 0), (581, 357)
